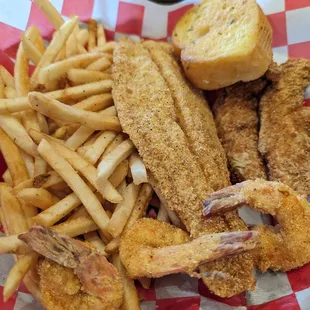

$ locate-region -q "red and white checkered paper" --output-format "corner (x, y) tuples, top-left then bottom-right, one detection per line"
(0, 0), (310, 309)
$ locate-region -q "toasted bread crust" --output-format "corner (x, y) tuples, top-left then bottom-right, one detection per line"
(173, 1), (272, 90)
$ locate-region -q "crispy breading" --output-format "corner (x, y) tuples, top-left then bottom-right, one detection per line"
(203, 179), (310, 272)
(38, 259), (107, 310)
(259, 59), (310, 195)
(112, 38), (255, 297)
(213, 79), (267, 183)
(143, 41), (230, 191)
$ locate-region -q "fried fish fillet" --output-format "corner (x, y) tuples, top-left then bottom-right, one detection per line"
(113, 38), (255, 297)
(143, 41), (230, 191)
(213, 79), (267, 183)
(259, 59), (310, 195)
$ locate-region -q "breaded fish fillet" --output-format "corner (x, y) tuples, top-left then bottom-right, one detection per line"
(259, 59), (310, 195)
(143, 41), (230, 191)
(113, 38), (255, 297)
(213, 80), (267, 183)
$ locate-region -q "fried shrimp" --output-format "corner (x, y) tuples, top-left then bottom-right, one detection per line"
(119, 218), (259, 278)
(19, 226), (123, 310)
(203, 179), (310, 272)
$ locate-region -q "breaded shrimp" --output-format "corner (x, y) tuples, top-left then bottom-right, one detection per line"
(203, 179), (310, 272)
(119, 218), (258, 278)
(19, 226), (123, 310)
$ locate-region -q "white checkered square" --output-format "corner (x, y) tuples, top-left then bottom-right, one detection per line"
(0, 254), (15, 286)
(296, 288), (310, 310)
(50, 0), (64, 13)
(246, 270), (293, 306)
(92, 0), (119, 30)
(155, 275), (199, 299)
(140, 301), (156, 310)
(200, 297), (246, 310)
(142, 4), (168, 39)
(0, 0), (31, 30)
(257, 0), (285, 15)
(14, 292), (43, 310)
(286, 8), (310, 45)
(273, 46), (288, 64)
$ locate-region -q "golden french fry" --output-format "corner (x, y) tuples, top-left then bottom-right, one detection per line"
(0, 73), (5, 98)
(29, 129), (65, 145)
(49, 138), (122, 203)
(112, 253), (140, 310)
(84, 231), (107, 255)
(65, 126), (94, 150)
(68, 205), (89, 220)
(30, 17), (78, 90)
(88, 19), (97, 51)
(33, 0), (64, 29)
(23, 274), (42, 303)
(97, 139), (135, 190)
(157, 203), (170, 223)
(15, 42), (30, 97)
(17, 188), (59, 210)
(52, 124), (79, 139)
(22, 34), (42, 66)
(0, 79), (113, 114)
(34, 156), (48, 177)
(3, 253), (37, 302)
(97, 24), (106, 47)
(67, 69), (111, 85)
(93, 41), (116, 54)
(84, 131), (116, 164)
(47, 78), (113, 101)
(66, 33), (78, 58)
(86, 56), (111, 71)
(0, 114), (38, 157)
(108, 183), (141, 238)
(38, 139), (112, 239)
(77, 28), (89, 46)
(101, 133), (124, 160)
(33, 160), (128, 227)
(65, 106), (116, 150)
(0, 128), (29, 185)
(54, 45), (66, 62)
(0, 235), (28, 255)
(138, 277), (151, 290)
(72, 93), (113, 112)
(14, 171), (63, 192)
(129, 152), (148, 185)
(106, 183), (153, 254)
(35, 33), (45, 55)
(101, 105), (117, 116)
(0, 66), (15, 87)
(1, 187), (28, 233)
(4, 86), (17, 98)
(38, 52), (103, 84)
(29, 91), (120, 131)
(37, 112), (49, 134)
(20, 110), (41, 132)
(53, 214), (98, 237)
(2, 169), (13, 186)
(33, 192), (82, 227)
(21, 151), (34, 178)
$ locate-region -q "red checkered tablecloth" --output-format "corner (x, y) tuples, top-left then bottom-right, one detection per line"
(0, 1), (310, 309)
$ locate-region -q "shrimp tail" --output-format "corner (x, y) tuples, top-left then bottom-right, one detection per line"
(19, 225), (91, 268)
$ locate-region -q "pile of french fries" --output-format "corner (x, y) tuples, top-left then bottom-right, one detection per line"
(0, 0), (183, 308)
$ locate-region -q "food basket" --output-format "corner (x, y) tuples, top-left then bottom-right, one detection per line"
(0, 0), (309, 309)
